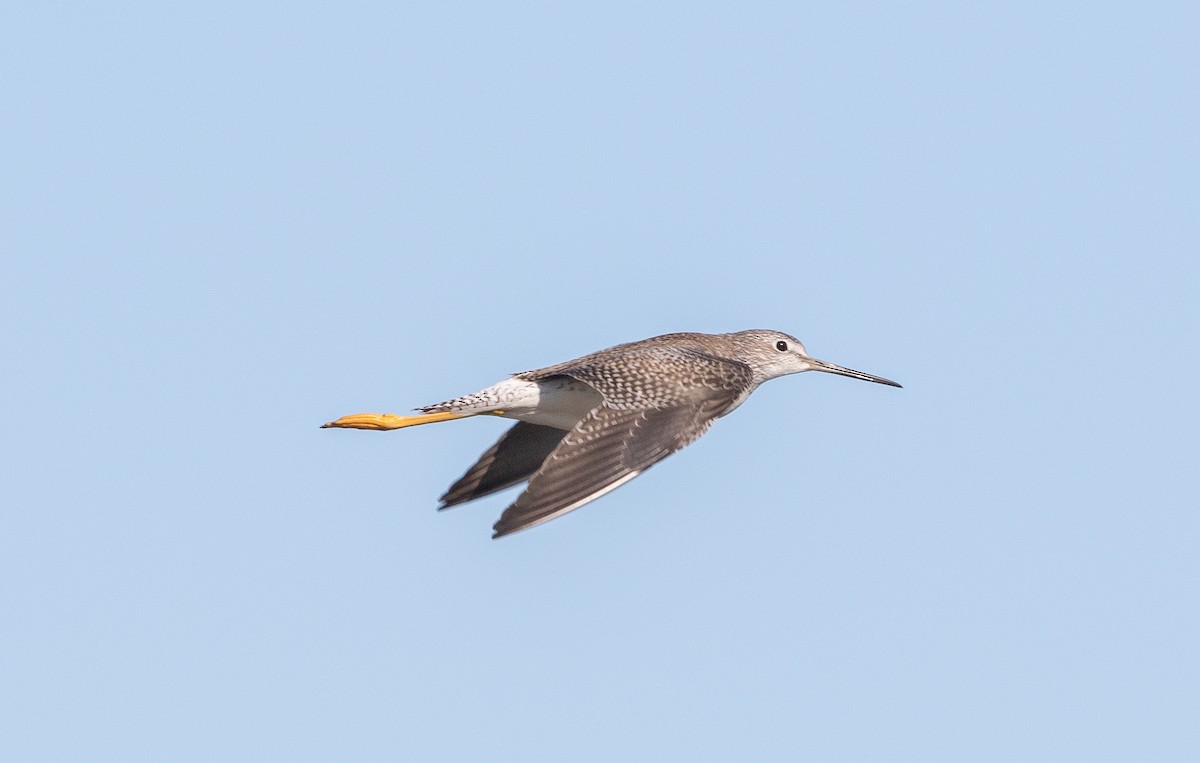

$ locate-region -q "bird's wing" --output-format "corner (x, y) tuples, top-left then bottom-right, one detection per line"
(517, 345), (750, 409)
(491, 391), (740, 538)
(439, 422), (567, 509)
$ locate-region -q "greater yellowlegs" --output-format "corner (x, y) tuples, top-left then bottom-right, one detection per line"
(323, 330), (900, 538)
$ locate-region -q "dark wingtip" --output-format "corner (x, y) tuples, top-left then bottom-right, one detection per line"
(491, 520), (519, 539)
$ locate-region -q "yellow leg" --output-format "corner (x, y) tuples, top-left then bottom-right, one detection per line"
(320, 411), (469, 430)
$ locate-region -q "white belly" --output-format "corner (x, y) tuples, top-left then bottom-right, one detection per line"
(486, 377), (603, 430)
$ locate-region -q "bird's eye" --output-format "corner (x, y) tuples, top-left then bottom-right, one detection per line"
(775, 340), (788, 352)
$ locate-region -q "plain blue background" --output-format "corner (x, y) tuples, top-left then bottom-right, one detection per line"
(3, 2), (1197, 760)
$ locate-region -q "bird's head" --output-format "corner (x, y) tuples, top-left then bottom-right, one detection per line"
(729, 329), (901, 388)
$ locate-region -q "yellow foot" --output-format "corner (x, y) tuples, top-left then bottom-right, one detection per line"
(320, 411), (468, 430)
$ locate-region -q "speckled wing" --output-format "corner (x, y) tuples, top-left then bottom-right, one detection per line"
(438, 422), (568, 510)
(492, 348), (753, 538)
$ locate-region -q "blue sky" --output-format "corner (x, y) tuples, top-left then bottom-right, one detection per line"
(3, 2), (1197, 760)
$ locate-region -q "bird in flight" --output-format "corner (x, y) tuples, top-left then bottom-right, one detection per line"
(322, 330), (900, 538)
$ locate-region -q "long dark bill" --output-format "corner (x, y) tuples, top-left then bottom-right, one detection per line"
(808, 358), (902, 388)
